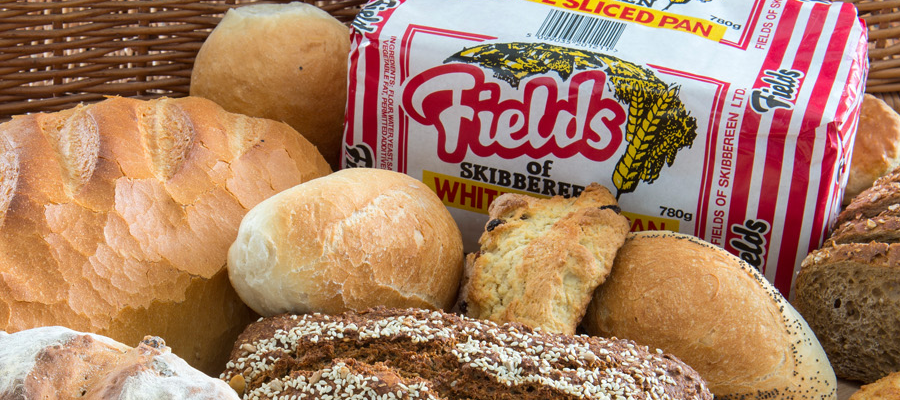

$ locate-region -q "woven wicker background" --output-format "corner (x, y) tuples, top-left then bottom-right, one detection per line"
(848, 0), (900, 110)
(0, 0), (364, 118)
(0, 0), (897, 119)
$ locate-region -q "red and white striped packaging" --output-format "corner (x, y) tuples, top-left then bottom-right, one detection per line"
(343, 0), (868, 297)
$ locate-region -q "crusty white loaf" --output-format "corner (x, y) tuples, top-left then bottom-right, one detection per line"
(584, 231), (836, 400)
(190, 2), (349, 169)
(0, 327), (240, 399)
(0, 96), (331, 374)
(227, 168), (464, 316)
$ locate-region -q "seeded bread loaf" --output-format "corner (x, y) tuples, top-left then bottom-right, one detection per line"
(795, 243), (900, 383)
(0, 96), (331, 373)
(584, 231), (836, 400)
(456, 183), (630, 334)
(221, 307), (713, 400)
(0, 327), (240, 399)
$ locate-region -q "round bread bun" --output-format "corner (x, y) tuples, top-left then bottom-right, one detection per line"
(844, 94), (900, 205)
(583, 231), (836, 400)
(190, 2), (349, 169)
(227, 168), (464, 316)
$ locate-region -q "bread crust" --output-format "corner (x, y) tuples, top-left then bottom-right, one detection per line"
(584, 231), (836, 400)
(190, 3), (350, 169)
(221, 307), (713, 400)
(0, 96), (331, 373)
(227, 168), (464, 316)
(796, 243), (900, 383)
(457, 183), (629, 334)
(844, 94), (900, 205)
(0, 327), (241, 399)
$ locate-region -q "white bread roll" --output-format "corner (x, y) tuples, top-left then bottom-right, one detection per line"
(190, 2), (350, 169)
(0, 96), (332, 374)
(228, 168), (464, 316)
(0, 327), (240, 399)
(583, 231), (836, 400)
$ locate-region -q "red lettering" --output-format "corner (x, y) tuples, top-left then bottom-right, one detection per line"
(602, 3), (620, 18)
(459, 183), (478, 207)
(658, 15), (679, 27)
(578, 0), (593, 12)
(620, 6), (635, 21)
(433, 178), (459, 202)
(592, 0), (606, 13)
(694, 22), (712, 37)
(541, 0), (556, 4)
(563, 0), (579, 8)
(636, 10), (654, 24)
(674, 19), (693, 32)
(402, 64), (627, 164)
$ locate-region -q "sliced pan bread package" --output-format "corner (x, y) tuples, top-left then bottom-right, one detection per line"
(343, 0), (868, 297)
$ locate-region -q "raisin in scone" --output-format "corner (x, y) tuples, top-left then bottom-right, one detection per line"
(221, 307), (712, 400)
(456, 183), (630, 334)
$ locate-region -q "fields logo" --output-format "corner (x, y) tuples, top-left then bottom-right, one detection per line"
(402, 42), (698, 198)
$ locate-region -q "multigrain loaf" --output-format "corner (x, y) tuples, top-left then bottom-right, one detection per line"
(227, 168), (464, 317)
(0, 327), (240, 399)
(844, 94), (900, 205)
(0, 96), (332, 373)
(795, 243), (900, 383)
(836, 168), (900, 226)
(220, 307), (713, 400)
(583, 231), (836, 400)
(456, 184), (630, 334)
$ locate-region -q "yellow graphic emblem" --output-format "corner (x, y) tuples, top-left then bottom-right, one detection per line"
(446, 42), (698, 198)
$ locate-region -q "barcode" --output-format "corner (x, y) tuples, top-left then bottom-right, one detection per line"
(535, 9), (626, 50)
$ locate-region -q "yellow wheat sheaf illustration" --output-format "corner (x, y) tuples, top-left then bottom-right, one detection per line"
(446, 42), (698, 198)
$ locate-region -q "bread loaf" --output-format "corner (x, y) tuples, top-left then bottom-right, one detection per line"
(0, 96), (331, 373)
(190, 2), (350, 169)
(583, 231), (836, 400)
(0, 327), (240, 399)
(843, 94), (900, 205)
(456, 183), (629, 334)
(227, 168), (463, 316)
(795, 243), (900, 383)
(221, 307), (713, 400)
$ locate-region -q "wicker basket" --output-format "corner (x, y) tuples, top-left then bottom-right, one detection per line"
(0, 0), (896, 119)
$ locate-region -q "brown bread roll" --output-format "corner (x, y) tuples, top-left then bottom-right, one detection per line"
(0, 96), (331, 373)
(227, 168), (464, 316)
(583, 231), (836, 400)
(190, 2), (350, 169)
(795, 243), (900, 383)
(0, 327), (240, 399)
(221, 307), (713, 400)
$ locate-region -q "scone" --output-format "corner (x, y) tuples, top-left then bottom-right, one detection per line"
(456, 183), (630, 334)
(220, 307), (713, 400)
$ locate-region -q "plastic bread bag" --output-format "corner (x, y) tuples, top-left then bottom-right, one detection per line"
(343, 0), (868, 297)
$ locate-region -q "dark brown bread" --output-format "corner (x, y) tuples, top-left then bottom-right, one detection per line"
(221, 307), (713, 400)
(837, 169), (900, 226)
(795, 243), (900, 383)
(827, 207), (900, 246)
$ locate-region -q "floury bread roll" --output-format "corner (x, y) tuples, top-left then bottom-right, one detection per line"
(0, 327), (239, 399)
(228, 168), (464, 316)
(0, 96), (331, 373)
(190, 2), (349, 169)
(583, 231), (836, 400)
